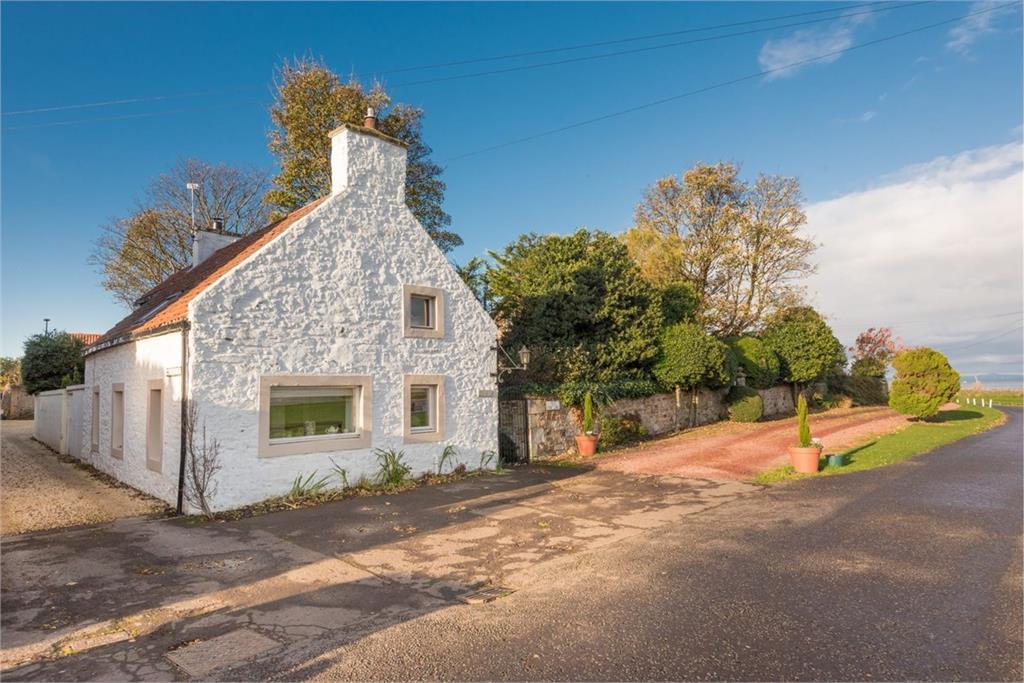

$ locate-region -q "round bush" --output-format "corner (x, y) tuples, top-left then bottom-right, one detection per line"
(653, 323), (732, 389)
(728, 336), (781, 389)
(762, 307), (845, 385)
(888, 347), (960, 418)
(727, 386), (764, 423)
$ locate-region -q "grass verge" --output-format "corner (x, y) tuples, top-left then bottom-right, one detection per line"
(957, 389), (1023, 407)
(754, 406), (1006, 485)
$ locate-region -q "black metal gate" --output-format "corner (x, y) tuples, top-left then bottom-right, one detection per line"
(498, 399), (529, 465)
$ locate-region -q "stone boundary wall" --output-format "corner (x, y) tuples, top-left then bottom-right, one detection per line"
(523, 385), (795, 460)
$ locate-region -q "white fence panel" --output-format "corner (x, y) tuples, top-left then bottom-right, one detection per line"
(33, 390), (67, 452)
(32, 385), (87, 455)
(67, 385), (86, 459)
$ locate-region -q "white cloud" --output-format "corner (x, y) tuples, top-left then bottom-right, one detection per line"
(759, 23), (856, 80)
(806, 141), (1024, 376)
(946, 1), (1006, 55)
(758, 7), (878, 80)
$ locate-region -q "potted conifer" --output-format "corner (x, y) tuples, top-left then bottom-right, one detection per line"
(575, 390), (599, 457)
(788, 393), (822, 473)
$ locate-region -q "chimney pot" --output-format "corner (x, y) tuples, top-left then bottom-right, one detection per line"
(211, 217), (225, 232)
(363, 107), (377, 130)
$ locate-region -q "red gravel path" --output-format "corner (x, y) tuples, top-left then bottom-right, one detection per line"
(597, 407), (911, 481)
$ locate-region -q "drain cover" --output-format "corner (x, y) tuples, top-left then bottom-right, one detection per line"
(460, 586), (516, 604)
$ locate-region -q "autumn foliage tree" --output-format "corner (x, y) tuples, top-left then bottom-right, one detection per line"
(849, 327), (903, 378)
(92, 159), (271, 306)
(266, 56), (460, 253)
(622, 163), (816, 336)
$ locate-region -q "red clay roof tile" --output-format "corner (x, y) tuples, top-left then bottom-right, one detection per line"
(88, 197), (328, 354)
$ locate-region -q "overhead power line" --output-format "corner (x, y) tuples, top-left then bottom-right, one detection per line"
(393, 1), (935, 88)
(1, 1), (913, 117)
(946, 324), (1024, 351)
(443, 2), (1015, 163)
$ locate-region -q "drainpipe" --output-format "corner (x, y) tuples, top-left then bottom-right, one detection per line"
(175, 325), (190, 514)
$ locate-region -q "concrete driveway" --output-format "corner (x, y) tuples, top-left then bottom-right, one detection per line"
(0, 421), (165, 536)
(1, 465), (756, 679)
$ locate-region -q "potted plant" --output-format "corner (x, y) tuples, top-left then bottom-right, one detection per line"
(788, 393), (822, 473)
(575, 390), (599, 457)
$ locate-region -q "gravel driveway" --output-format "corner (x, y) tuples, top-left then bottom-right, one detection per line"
(597, 406), (910, 479)
(1, 421), (165, 536)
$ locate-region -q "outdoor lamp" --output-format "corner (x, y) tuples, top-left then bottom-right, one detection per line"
(518, 345), (531, 368)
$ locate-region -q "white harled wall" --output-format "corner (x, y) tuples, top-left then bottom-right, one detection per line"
(186, 128), (498, 511)
(82, 333), (183, 505)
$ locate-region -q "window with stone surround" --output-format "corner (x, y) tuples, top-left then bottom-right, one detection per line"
(258, 375), (372, 457)
(402, 284), (445, 339)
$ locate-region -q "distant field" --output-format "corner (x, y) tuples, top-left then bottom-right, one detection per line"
(958, 389), (1024, 407)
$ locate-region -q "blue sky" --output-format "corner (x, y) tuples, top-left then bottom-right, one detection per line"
(2, 1), (1022, 376)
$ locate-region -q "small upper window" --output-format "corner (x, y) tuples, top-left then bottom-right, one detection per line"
(403, 284), (445, 339)
(409, 295), (435, 329)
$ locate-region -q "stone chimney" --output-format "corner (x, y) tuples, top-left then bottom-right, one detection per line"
(328, 108), (408, 201)
(192, 218), (240, 268)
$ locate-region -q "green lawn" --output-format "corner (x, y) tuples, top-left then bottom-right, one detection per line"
(957, 390), (1024, 407)
(754, 406), (1006, 485)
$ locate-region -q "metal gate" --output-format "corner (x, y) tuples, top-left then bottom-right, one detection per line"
(498, 399), (529, 465)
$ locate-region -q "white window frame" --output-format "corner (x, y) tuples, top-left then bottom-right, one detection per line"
(402, 284), (445, 339)
(90, 385), (100, 453)
(146, 379), (163, 473)
(403, 374), (445, 443)
(110, 383), (124, 460)
(258, 375), (372, 458)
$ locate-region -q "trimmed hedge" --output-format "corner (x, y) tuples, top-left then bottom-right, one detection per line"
(727, 336), (781, 389)
(889, 347), (960, 418)
(727, 385), (764, 423)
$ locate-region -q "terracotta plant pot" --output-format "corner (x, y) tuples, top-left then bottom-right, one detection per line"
(788, 446), (822, 473)
(575, 433), (598, 457)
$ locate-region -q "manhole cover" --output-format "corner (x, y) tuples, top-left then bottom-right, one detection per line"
(165, 628), (279, 678)
(459, 586), (516, 604)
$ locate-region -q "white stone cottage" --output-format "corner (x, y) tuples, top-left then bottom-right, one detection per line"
(81, 119), (498, 512)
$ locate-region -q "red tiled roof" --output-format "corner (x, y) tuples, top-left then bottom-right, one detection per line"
(70, 332), (102, 346)
(88, 197), (328, 354)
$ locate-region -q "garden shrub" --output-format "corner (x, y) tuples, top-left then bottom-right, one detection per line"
(888, 347), (960, 418)
(828, 373), (887, 406)
(598, 413), (647, 450)
(727, 336), (781, 389)
(21, 331), (86, 394)
(653, 323), (732, 389)
(727, 386), (763, 423)
(850, 356), (886, 378)
(761, 307), (845, 386)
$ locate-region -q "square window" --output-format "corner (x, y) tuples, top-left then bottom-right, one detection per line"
(409, 385), (436, 432)
(403, 284), (445, 339)
(409, 295), (434, 329)
(269, 386), (357, 441)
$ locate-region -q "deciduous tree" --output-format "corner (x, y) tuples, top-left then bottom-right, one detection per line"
(622, 163), (816, 336)
(92, 159), (271, 306)
(266, 56), (460, 253)
(850, 327), (903, 378)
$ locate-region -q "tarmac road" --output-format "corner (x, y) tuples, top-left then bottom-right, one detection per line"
(264, 408), (1023, 681)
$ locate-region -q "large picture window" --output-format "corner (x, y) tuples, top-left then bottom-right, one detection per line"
(259, 375), (372, 457)
(404, 374), (445, 443)
(269, 387), (357, 441)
